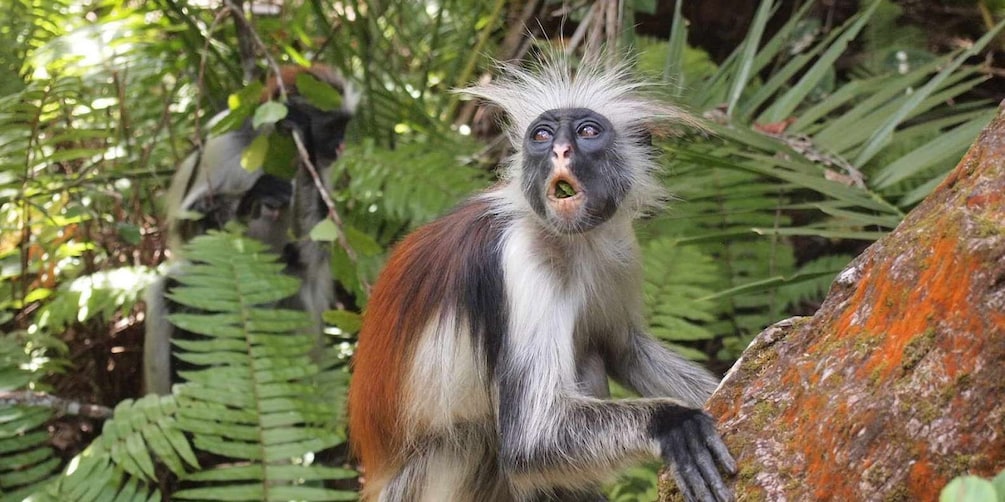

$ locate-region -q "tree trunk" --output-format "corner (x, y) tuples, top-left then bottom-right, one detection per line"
(661, 104), (1005, 501)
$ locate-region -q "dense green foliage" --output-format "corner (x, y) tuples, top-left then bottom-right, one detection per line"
(0, 0), (1000, 499)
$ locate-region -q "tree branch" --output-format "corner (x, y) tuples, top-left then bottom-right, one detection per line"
(0, 391), (113, 420)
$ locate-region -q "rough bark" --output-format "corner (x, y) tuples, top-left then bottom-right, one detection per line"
(661, 105), (1005, 501)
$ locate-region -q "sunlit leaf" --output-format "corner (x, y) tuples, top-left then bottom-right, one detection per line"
(252, 101), (288, 130)
(240, 134), (269, 172)
(323, 309), (362, 334)
(309, 219), (339, 243)
(295, 72), (343, 111)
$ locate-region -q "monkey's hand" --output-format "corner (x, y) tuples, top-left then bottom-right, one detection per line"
(653, 407), (737, 502)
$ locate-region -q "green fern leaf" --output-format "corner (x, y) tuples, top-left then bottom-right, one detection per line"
(163, 231), (355, 499)
(641, 238), (719, 359)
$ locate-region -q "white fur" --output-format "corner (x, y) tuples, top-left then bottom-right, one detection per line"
(142, 274), (173, 395)
(499, 216), (582, 449)
(163, 128), (261, 254)
(148, 71), (357, 394)
(405, 309), (492, 434)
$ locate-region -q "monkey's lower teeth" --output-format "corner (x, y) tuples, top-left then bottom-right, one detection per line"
(555, 180), (577, 198)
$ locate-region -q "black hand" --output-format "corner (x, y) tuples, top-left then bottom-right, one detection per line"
(653, 407), (736, 502)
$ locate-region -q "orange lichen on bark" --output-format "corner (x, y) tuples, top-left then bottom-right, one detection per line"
(692, 105), (1005, 502)
(831, 229), (982, 381)
(908, 454), (942, 499)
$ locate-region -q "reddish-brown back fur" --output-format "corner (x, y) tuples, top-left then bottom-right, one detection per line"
(348, 199), (494, 490)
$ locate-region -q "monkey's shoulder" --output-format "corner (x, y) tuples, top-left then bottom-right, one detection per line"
(391, 197), (507, 264)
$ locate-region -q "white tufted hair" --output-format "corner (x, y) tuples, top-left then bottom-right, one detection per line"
(458, 54), (700, 218)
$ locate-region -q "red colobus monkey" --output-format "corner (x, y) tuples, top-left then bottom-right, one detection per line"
(348, 59), (735, 501)
(144, 65), (357, 395)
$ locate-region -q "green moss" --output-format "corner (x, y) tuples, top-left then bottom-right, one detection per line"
(938, 454), (977, 479)
(882, 484), (910, 502)
(901, 329), (937, 372)
(869, 365), (886, 386)
(747, 349), (778, 374)
(735, 465), (768, 502)
(737, 464), (758, 483)
(940, 373), (972, 403)
(750, 400), (776, 429)
(973, 214), (1002, 237)
(865, 465), (889, 486)
(908, 397), (941, 424)
(854, 331), (881, 352)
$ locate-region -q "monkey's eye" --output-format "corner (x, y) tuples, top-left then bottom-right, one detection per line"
(531, 128), (553, 142)
(577, 124), (601, 138)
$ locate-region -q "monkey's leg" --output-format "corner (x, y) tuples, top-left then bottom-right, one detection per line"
(378, 427), (513, 502)
(143, 276), (172, 395)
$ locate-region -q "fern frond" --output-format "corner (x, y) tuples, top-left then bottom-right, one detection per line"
(0, 331), (64, 500)
(641, 237), (719, 361)
(164, 230), (355, 500)
(43, 394), (193, 501)
(335, 135), (490, 233)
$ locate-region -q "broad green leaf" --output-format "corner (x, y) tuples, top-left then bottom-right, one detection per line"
(991, 470), (1005, 498)
(344, 224), (383, 256)
(309, 219), (339, 242)
(295, 71), (343, 111)
(727, 0), (774, 117)
(664, 0), (687, 95)
(252, 101), (288, 130)
(873, 111), (991, 189)
(323, 309), (362, 334)
(760, 0), (880, 124)
(855, 19), (1005, 166)
(262, 133), (298, 180)
(240, 134), (269, 172)
(117, 223), (142, 245)
(229, 83), (265, 112)
(939, 476), (997, 502)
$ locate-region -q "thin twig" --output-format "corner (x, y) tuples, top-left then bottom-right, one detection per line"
(192, 7), (232, 154)
(223, 1), (287, 99)
(222, 0), (362, 275)
(289, 131), (358, 263)
(0, 391), (113, 420)
(230, 0), (260, 81)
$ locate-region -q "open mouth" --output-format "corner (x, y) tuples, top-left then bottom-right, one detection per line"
(548, 174), (583, 201)
(554, 179), (577, 198)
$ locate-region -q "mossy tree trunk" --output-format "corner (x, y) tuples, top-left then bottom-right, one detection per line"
(661, 104), (1005, 501)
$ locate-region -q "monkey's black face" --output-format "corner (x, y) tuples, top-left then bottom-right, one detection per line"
(522, 108), (629, 234)
(283, 99), (352, 170)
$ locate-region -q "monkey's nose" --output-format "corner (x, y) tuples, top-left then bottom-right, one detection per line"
(552, 143), (572, 159)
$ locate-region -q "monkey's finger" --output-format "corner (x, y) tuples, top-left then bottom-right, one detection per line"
(668, 462), (700, 502)
(668, 432), (715, 502)
(696, 415), (737, 474)
(684, 421), (734, 502)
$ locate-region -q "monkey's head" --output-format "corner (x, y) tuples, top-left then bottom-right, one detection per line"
(461, 56), (699, 234)
(266, 64), (358, 170)
(282, 97), (353, 170)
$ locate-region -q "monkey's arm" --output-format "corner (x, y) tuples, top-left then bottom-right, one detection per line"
(497, 345), (735, 502)
(607, 329), (721, 408)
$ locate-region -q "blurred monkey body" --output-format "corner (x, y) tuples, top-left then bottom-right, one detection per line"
(143, 65), (355, 395)
(348, 59), (735, 501)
